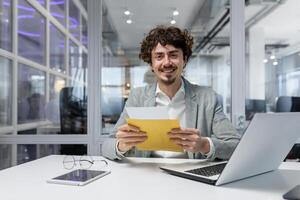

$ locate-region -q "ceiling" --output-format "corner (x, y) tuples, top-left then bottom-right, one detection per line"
(100, 0), (300, 66)
(103, 0), (204, 49)
(102, 0), (230, 66)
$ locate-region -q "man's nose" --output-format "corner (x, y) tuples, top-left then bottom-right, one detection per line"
(163, 56), (172, 66)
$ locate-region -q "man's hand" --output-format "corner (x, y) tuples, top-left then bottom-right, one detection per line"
(168, 128), (210, 154)
(116, 124), (147, 152)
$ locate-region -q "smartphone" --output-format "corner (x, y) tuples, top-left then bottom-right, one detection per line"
(283, 185), (300, 200)
(47, 169), (110, 186)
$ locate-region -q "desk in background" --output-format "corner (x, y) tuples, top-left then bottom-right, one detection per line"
(0, 155), (299, 200)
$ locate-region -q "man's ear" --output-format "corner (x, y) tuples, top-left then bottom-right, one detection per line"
(150, 66), (154, 72)
(183, 57), (188, 69)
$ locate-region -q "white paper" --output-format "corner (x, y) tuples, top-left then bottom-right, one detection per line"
(126, 106), (169, 119)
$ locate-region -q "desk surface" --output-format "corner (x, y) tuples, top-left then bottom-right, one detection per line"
(1, 155), (300, 200)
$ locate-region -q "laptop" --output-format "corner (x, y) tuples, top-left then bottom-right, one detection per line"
(160, 112), (300, 186)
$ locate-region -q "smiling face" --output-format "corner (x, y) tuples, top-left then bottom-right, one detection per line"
(151, 43), (186, 86)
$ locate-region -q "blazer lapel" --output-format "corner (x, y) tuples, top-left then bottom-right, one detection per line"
(143, 82), (157, 107)
(184, 79), (198, 129)
(183, 79), (199, 159)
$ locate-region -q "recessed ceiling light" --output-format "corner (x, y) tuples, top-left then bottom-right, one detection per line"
(126, 19), (132, 24)
(270, 55), (276, 60)
(170, 19), (176, 24)
(173, 10), (179, 16)
(124, 10), (130, 15)
(263, 59), (268, 63)
(273, 61), (278, 66)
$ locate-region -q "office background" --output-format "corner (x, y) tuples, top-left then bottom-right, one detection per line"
(0, 0), (299, 170)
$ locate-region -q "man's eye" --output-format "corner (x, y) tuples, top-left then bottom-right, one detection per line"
(170, 54), (178, 58)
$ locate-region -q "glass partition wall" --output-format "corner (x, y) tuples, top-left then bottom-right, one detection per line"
(245, 0), (300, 120)
(0, 0), (88, 169)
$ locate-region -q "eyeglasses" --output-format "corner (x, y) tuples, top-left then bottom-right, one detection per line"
(63, 155), (108, 170)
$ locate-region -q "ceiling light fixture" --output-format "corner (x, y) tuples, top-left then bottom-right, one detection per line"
(124, 10), (130, 15)
(272, 60), (278, 66)
(126, 19), (132, 24)
(173, 9), (179, 16)
(263, 59), (268, 63)
(170, 19), (176, 24)
(270, 55), (276, 60)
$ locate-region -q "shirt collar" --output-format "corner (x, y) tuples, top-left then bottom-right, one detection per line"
(155, 78), (185, 100)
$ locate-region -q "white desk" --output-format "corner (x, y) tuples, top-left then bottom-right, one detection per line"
(1, 155), (299, 200)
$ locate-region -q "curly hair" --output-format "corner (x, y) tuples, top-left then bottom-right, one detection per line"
(139, 25), (194, 65)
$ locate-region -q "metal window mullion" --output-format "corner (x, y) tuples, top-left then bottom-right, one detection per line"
(11, 0), (18, 167)
(0, 126), (14, 135)
(65, 36), (70, 81)
(87, 0), (102, 155)
(45, 0), (50, 103)
(12, 0), (18, 136)
(0, 135), (89, 144)
(230, 0), (246, 129)
(17, 56), (67, 80)
(16, 121), (50, 131)
(79, 12), (82, 45)
(66, 0), (70, 85)
(73, 0), (87, 20)
(0, 49), (15, 59)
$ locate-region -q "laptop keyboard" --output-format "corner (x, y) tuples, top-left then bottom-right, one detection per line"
(185, 163), (227, 177)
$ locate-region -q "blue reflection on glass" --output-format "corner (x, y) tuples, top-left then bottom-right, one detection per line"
(50, 0), (66, 27)
(18, 14), (34, 19)
(50, 0), (64, 5)
(18, 30), (40, 37)
(17, 5), (35, 11)
(18, 0), (46, 64)
(69, 0), (80, 39)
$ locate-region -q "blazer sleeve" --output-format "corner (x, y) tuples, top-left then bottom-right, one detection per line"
(210, 94), (241, 160)
(101, 88), (141, 160)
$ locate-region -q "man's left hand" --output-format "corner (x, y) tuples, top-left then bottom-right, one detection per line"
(168, 128), (210, 154)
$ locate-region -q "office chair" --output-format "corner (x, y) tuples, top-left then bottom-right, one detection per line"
(245, 99), (266, 120)
(59, 87), (87, 155)
(276, 96), (300, 160)
(276, 96), (300, 112)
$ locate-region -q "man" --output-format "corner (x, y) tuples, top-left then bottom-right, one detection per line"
(102, 26), (240, 160)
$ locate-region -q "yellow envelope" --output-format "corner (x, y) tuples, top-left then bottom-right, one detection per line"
(126, 118), (183, 152)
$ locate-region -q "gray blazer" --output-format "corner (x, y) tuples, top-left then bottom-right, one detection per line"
(102, 78), (240, 160)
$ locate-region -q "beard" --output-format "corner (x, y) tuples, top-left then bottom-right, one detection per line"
(157, 73), (178, 86)
(160, 76), (177, 85)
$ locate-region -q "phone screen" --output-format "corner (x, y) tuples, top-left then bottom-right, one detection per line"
(53, 169), (107, 182)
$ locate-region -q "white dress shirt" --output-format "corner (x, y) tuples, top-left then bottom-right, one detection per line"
(152, 79), (215, 158)
(152, 80), (187, 158)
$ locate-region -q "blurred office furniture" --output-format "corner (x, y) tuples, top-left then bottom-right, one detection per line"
(18, 93), (46, 123)
(276, 96), (300, 161)
(276, 96), (300, 112)
(59, 87), (87, 155)
(245, 99), (266, 120)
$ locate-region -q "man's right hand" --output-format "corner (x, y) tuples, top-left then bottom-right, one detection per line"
(116, 124), (147, 152)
